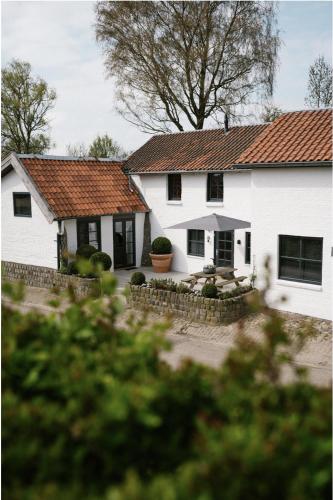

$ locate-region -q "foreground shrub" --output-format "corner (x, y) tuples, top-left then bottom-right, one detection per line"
(76, 244), (98, 259)
(201, 283), (218, 298)
(131, 271), (146, 285)
(2, 268), (331, 499)
(151, 236), (172, 254)
(149, 277), (177, 291)
(218, 284), (253, 300)
(90, 251), (112, 271)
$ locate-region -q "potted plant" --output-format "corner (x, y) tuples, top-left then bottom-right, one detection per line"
(149, 236), (173, 273)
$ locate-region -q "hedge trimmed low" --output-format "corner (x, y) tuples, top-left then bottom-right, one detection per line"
(131, 272), (146, 286)
(201, 283), (218, 298)
(90, 252), (112, 271)
(151, 236), (172, 255)
(76, 244), (98, 259)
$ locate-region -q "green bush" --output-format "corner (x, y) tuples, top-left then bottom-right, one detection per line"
(130, 271), (146, 285)
(76, 244), (98, 259)
(67, 260), (78, 275)
(149, 278), (177, 291)
(2, 276), (331, 499)
(176, 283), (192, 294)
(201, 283), (218, 298)
(219, 284), (253, 300)
(90, 251), (112, 271)
(151, 236), (172, 254)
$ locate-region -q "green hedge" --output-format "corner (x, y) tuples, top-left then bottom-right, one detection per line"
(2, 277), (331, 499)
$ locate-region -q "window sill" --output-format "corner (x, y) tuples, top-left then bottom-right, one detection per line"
(187, 254), (205, 260)
(206, 201), (223, 207)
(167, 200), (182, 205)
(275, 279), (322, 292)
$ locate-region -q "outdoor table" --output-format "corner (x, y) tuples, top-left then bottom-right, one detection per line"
(185, 267), (237, 289)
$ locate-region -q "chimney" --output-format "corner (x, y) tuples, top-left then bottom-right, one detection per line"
(224, 113), (229, 132)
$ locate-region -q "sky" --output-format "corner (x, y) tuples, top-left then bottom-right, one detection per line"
(1, 1), (332, 155)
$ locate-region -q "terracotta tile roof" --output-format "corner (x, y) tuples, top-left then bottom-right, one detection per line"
(236, 109), (332, 166)
(18, 156), (149, 219)
(125, 125), (268, 173)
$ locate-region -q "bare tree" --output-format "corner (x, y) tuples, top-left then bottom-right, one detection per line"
(66, 143), (89, 157)
(2, 60), (56, 157)
(305, 56), (332, 108)
(96, 1), (280, 133)
(260, 104), (283, 123)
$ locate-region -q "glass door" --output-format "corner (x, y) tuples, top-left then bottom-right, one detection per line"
(113, 216), (136, 268)
(215, 231), (234, 267)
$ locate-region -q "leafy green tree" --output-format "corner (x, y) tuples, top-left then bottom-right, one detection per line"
(2, 262), (331, 499)
(96, 1), (280, 133)
(305, 55), (332, 108)
(1, 60), (56, 157)
(89, 133), (126, 158)
(260, 104), (283, 123)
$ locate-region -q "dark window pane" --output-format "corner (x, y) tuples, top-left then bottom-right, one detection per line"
(280, 236), (300, 257)
(168, 174), (182, 200)
(280, 258), (301, 280)
(77, 219), (100, 250)
(303, 261), (322, 284)
(245, 232), (251, 264)
(188, 229), (204, 256)
(302, 238), (322, 260)
(207, 173), (223, 201)
(13, 193), (31, 217)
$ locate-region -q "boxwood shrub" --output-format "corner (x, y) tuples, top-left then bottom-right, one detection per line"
(151, 236), (172, 254)
(131, 271), (146, 285)
(90, 251), (112, 271)
(76, 244), (98, 259)
(201, 283), (218, 298)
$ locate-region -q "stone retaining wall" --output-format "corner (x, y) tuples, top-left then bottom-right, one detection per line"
(2, 261), (98, 298)
(128, 285), (256, 325)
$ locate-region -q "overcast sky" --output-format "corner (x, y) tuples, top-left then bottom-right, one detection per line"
(1, 1), (332, 155)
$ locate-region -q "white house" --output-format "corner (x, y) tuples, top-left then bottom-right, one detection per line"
(1, 109), (332, 320)
(1, 153), (149, 271)
(125, 110), (332, 320)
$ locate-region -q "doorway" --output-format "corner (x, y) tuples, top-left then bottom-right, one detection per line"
(215, 231), (234, 267)
(113, 216), (136, 268)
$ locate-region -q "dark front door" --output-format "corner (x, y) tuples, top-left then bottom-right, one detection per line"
(113, 216), (136, 269)
(215, 231), (234, 267)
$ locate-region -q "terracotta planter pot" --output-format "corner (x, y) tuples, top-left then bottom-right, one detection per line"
(149, 253), (173, 273)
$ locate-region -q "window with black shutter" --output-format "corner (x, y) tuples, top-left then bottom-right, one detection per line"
(77, 218), (101, 251)
(168, 174), (182, 201)
(187, 230), (205, 257)
(245, 232), (251, 264)
(13, 193), (32, 217)
(207, 173), (224, 202)
(279, 235), (323, 285)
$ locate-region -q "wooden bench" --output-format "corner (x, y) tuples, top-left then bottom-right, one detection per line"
(181, 277), (195, 283)
(216, 276), (247, 289)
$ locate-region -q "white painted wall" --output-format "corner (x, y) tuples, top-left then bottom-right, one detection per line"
(2, 169), (58, 269)
(251, 167), (332, 320)
(135, 212), (145, 267)
(133, 167), (332, 320)
(132, 172), (253, 276)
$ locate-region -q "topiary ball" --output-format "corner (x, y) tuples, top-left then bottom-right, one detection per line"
(201, 283), (218, 299)
(67, 260), (78, 275)
(151, 236), (172, 255)
(130, 271), (146, 286)
(89, 251), (112, 271)
(76, 244), (98, 259)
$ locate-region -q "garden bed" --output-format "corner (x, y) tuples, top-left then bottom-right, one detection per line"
(128, 284), (256, 325)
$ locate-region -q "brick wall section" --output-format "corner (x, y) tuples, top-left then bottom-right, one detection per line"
(2, 261), (98, 298)
(128, 285), (256, 325)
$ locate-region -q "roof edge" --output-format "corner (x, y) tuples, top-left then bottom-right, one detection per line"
(16, 153), (125, 163)
(2, 153), (57, 223)
(234, 160), (332, 169)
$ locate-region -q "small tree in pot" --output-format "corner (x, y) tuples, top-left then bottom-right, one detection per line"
(149, 237), (173, 273)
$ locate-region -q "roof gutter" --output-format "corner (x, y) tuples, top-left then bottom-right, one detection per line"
(234, 160), (332, 169)
(125, 168), (239, 175)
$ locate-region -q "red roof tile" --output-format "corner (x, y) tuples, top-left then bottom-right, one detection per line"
(125, 125), (268, 173)
(236, 109), (332, 165)
(19, 156), (149, 219)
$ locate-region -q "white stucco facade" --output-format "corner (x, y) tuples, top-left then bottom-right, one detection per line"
(132, 167), (332, 320)
(1, 169), (58, 269)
